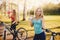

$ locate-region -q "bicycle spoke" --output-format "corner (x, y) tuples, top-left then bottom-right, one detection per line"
(17, 28), (28, 40)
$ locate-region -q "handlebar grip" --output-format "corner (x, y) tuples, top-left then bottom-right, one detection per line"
(45, 29), (51, 32)
(42, 28), (51, 32)
(0, 21), (3, 24)
(0, 21), (4, 26)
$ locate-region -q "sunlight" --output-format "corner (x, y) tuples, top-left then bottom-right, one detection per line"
(18, 0), (60, 10)
(2, 0), (60, 11)
(0, 0), (2, 4)
(18, 0), (48, 10)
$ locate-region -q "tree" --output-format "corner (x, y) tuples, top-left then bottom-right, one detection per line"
(43, 3), (60, 15)
(22, 0), (26, 21)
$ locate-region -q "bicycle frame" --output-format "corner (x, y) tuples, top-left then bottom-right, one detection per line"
(3, 24), (18, 40)
(2, 22), (28, 40)
(50, 32), (56, 40)
(43, 28), (60, 40)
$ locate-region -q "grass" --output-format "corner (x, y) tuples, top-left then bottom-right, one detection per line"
(0, 15), (60, 40)
(0, 15), (60, 32)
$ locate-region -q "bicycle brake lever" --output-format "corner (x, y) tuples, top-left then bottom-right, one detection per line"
(42, 28), (51, 33)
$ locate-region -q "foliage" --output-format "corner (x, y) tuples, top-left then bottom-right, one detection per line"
(29, 3), (60, 15)
(43, 3), (60, 15)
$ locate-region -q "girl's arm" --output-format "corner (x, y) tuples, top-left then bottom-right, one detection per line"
(30, 20), (33, 27)
(42, 17), (46, 29)
(29, 17), (34, 27)
(12, 15), (17, 24)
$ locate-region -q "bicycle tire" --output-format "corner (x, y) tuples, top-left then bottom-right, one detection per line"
(3, 30), (6, 40)
(17, 28), (28, 40)
(3, 28), (13, 40)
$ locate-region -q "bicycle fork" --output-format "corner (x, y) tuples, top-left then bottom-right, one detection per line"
(13, 29), (19, 40)
(50, 32), (56, 40)
(3, 28), (6, 40)
(50, 36), (55, 40)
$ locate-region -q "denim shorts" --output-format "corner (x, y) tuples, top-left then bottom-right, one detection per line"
(33, 32), (46, 40)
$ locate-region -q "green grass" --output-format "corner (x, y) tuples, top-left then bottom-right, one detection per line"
(1, 15), (60, 30)
(0, 15), (60, 40)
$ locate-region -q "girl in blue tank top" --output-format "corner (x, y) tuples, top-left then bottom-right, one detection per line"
(30, 7), (46, 40)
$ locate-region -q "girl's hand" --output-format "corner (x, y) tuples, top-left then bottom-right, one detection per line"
(12, 21), (16, 24)
(29, 17), (34, 27)
(12, 21), (19, 25)
(29, 16), (33, 21)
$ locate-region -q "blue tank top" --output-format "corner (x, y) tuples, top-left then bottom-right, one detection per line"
(32, 18), (43, 34)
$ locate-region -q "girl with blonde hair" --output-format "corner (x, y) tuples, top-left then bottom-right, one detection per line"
(30, 7), (46, 40)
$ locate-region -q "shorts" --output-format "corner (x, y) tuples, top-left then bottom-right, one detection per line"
(33, 32), (46, 40)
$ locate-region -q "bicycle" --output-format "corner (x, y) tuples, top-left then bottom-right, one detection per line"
(0, 21), (28, 40)
(43, 28), (60, 40)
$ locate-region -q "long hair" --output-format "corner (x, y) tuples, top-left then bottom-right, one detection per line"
(34, 7), (44, 18)
(12, 9), (16, 15)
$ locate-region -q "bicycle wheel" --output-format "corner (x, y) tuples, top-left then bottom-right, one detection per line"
(3, 27), (13, 40)
(3, 30), (6, 40)
(17, 28), (28, 40)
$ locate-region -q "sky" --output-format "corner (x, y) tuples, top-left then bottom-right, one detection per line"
(18, 0), (60, 10)
(0, 0), (60, 10)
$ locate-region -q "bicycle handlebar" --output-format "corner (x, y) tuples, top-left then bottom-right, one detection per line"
(42, 28), (60, 35)
(0, 21), (9, 27)
(0, 21), (4, 25)
(42, 28), (52, 32)
(56, 32), (60, 35)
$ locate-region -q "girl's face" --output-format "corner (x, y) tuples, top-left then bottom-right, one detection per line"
(12, 10), (16, 15)
(35, 8), (42, 16)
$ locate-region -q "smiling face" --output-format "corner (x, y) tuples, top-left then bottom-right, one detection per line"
(35, 8), (43, 17)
